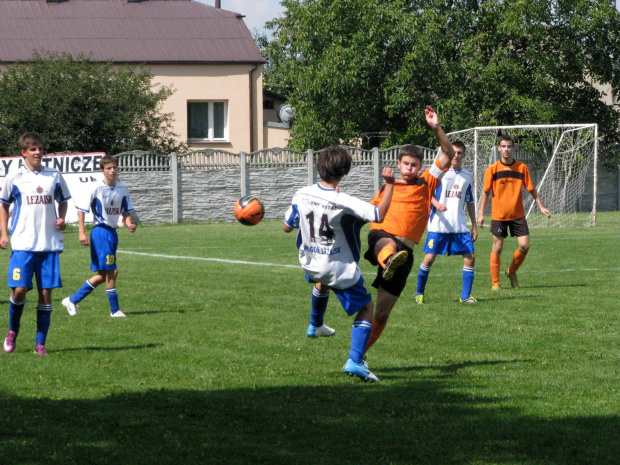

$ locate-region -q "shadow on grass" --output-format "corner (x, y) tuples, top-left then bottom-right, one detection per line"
(380, 358), (533, 377)
(1, 378), (617, 465)
(56, 343), (164, 352)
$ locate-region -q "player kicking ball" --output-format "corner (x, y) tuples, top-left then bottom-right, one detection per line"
(283, 147), (395, 382)
(363, 106), (455, 354)
(416, 141), (478, 303)
(62, 156), (136, 318)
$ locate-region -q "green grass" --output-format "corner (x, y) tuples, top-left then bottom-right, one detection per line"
(1, 212), (619, 464)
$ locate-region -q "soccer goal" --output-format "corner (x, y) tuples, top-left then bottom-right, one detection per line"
(447, 124), (598, 227)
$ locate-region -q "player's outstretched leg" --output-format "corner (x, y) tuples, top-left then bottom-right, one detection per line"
(382, 250), (408, 281)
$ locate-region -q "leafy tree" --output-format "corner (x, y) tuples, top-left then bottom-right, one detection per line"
(262, 0), (620, 159)
(0, 52), (185, 156)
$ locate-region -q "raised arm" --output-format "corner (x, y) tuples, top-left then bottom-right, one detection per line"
(425, 105), (454, 170)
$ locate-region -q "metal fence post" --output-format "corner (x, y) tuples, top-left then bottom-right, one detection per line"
(171, 152), (179, 223)
(240, 151), (247, 197)
(307, 149), (314, 185)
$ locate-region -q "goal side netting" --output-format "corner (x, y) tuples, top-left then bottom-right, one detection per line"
(447, 124), (598, 228)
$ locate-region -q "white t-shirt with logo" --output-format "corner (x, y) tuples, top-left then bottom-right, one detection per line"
(427, 167), (474, 234)
(284, 183), (378, 289)
(0, 166), (71, 252)
(76, 180), (134, 229)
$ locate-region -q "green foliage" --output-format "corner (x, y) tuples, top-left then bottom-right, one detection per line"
(1, 213), (619, 464)
(262, 0), (620, 157)
(0, 52), (185, 156)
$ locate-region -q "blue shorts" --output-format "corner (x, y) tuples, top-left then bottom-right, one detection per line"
(423, 232), (475, 256)
(8, 251), (62, 289)
(305, 275), (372, 316)
(90, 225), (119, 272)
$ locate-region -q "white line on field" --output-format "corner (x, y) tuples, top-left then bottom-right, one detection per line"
(118, 250), (620, 276)
(119, 250), (300, 269)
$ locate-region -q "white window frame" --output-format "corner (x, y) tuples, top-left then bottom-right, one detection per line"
(187, 100), (228, 142)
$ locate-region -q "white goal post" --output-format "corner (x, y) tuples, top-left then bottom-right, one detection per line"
(447, 124), (598, 227)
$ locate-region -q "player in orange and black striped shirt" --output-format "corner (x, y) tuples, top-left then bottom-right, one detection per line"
(477, 135), (551, 290)
(363, 106), (455, 353)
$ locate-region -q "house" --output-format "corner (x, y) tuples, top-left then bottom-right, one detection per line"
(0, 0), (287, 152)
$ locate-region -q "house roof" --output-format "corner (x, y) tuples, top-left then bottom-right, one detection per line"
(0, 0), (265, 64)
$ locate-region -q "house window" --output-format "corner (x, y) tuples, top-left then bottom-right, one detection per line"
(188, 101), (228, 141)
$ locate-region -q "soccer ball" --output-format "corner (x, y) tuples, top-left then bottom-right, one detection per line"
(234, 195), (265, 226)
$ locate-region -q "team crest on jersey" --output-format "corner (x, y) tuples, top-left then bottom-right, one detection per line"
(37, 186), (43, 193)
(453, 184), (459, 189)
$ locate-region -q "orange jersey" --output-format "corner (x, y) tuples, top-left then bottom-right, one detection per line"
(370, 160), (447, 243)
(482, 159), (534, 221)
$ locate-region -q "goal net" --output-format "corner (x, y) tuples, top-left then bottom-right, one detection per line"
(447, 124), (598, 228)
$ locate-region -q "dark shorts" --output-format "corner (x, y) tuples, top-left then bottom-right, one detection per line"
(364, 229), (414, 297)
(490, 218), (529, 238)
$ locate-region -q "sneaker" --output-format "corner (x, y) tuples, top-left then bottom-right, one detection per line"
(491, 283), (501, 291)
(343, 358), (379, 382)
(306, 323), (336, 338)
(111, 311), (126, 318)
(382, 250), (408, 281)
(415, 294), (425, 304)
(35, 343), (48, 356)
(62, 297), (77, 316)
(4, 330), (17, 353)
(460, 296), (478, 303)
(505, 269), (519, 289)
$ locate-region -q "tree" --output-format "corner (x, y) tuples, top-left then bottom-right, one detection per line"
(262, 0), (620, 158)
(0, 52), (185, 157)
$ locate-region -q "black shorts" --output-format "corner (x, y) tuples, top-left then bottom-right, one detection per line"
(364, 229), (414, 297)
(490, 217), (530, 238)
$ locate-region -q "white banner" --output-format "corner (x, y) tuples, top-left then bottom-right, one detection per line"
(1, 153), (106, 224)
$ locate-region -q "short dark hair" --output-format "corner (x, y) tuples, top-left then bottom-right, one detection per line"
(99, 155), (117, 170)
(452, 140), (466, 152)
(19, 132), (44, 152)
(499, 135), (514, 146)
(317, 147), (352, 183)
(399, 144), (423, 162)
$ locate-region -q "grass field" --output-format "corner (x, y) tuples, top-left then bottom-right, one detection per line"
(1, 212), (619, 465)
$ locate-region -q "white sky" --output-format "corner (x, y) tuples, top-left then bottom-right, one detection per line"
(198, 0), (287, 36)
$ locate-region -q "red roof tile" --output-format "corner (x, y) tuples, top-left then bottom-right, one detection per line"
(0, 0), (265, 63)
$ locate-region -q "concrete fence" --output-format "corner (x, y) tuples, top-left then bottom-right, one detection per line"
(111, 147), (619, 225)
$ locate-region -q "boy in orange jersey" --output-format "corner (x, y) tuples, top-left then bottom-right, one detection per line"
(477, 135), (551, 290)
(363, 105), (455, 353)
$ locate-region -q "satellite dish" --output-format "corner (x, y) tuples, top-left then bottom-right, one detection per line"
(277, 104), (293, 125)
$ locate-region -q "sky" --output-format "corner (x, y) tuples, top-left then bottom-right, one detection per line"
(199, 0), (287, 36)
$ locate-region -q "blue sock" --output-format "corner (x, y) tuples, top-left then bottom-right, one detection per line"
(106, 288), (120, 313)
(462, 267), (475, 300)
(310, 286), (330, 327)
(71, 280), (96, 304)
(9, 296), (26, 334)
(36, 304), (52, 346)
(349, 319), (372, 363)
(417, 264), (431, 295)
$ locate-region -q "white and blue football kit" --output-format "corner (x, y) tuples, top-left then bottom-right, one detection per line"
(1, 164), (71, 349)
(0, 165), (71, 288)
(285, 182), (380, 371)
(284, 183), (378, 292)
(418, 166), (476, 301)
(424, 167), (475, 255)
(75, 180), (134, 271)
